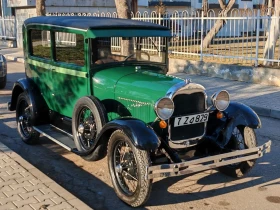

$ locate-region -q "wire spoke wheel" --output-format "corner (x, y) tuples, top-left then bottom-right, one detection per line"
(114, 140), (138, 195)
(16, 92), (39, 144)
(77, 106), (97, 150)
(107, 130), (152, 207)
(218, 126), (258, 178)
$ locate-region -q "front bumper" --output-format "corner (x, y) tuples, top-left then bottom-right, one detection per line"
(147, 140), (271, 179)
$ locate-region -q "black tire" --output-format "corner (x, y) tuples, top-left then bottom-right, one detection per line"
(107, 130), (152, 207)
(72, 96), (107, 161)
(218, 126), (258, 178)
(0, 75), (7, 89)
(16, 92), (40, 144)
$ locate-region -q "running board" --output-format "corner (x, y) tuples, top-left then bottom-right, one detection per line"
(33, 124), (76, 151)
(147, 140), (272, 179)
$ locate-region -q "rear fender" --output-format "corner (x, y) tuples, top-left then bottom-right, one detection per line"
(8, 78), (49, 124)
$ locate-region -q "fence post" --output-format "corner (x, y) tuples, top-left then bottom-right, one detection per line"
(200, 11), (204, 62)
(255, 10), (261, 67)
(158, 12), (161, 57)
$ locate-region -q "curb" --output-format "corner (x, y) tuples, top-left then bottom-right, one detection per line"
(4, 54), (280, 120)
(0, 141), (92, 210)
(250, 105), (280, 120)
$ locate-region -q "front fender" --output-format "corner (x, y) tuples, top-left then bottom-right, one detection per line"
(220, 102), (261, 148)
(100, 118), (160, 151)
(225, 102), (261, 129)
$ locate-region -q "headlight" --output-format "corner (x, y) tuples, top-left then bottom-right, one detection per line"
(212, 90), (230, 111)
(155, 97), (174, 120)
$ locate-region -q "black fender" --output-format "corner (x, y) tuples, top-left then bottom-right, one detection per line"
(219, 102), (261, 148)
(8, 78), (49, 124)
(99, 118), (160, 150)
(73, 117), (160, 157)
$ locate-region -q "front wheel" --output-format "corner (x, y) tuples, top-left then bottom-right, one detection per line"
(107, 130), (152, 207)
(218, 126), (258, 178)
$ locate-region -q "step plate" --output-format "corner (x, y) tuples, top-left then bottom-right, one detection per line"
(34, 124), (76, 151)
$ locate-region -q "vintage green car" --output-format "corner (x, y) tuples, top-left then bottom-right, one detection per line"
(8, 16), (271, 207)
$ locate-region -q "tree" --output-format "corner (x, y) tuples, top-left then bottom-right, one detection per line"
(36, 0), (46, 16)
(202, 0), (236, 48)
(114, 0), (138, 55)
(263, 0), (279, 66)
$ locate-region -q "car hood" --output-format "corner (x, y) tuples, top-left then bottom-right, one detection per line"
(115, 69), (182, 103)
(93, 66), (183, 123)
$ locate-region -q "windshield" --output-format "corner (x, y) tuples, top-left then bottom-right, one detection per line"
(90, 37), (168, 67)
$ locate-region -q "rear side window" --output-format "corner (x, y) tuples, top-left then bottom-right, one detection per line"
(55, 32), (85, 66)
(30, 29), (51, 59)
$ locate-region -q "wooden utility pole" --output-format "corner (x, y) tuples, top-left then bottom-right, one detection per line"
(36, 0), (46, 16)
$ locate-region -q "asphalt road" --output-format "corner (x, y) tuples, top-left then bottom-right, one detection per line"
(0, 61), (280, 210)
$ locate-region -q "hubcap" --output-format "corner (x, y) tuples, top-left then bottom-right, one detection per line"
(18, 116), (24, 123)
(78, 124), (84, 134)
(77, 107), (97, 150)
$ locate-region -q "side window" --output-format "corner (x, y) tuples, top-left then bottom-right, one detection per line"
(55, 32), (85, 66)
(30, 29), (51, 59)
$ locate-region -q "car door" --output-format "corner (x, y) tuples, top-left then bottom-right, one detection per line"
(50, 31), (88, 118)
(26, 29), (54, 109)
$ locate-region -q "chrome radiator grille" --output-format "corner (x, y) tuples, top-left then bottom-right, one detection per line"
(169, 92), (206, 141)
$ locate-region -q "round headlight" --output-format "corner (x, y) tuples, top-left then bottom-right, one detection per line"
(212, 90), (230, 111)
(155, 97), (174, 120)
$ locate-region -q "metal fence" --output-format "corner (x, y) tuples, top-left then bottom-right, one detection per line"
(1, 9), (280, 67)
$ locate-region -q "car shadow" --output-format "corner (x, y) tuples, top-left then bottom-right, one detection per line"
(1, 112), (279, 209)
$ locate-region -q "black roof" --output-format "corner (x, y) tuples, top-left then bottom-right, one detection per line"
(24, 16), (170, 31)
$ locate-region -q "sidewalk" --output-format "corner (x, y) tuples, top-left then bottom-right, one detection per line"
(1, 47), (280, 120)
(0, 141), (91, 210)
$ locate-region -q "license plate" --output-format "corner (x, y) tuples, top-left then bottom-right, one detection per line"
(174, 113), (209, 127)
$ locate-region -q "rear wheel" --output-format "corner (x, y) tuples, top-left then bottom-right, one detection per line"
(107, 130), (152, 207)
(16, 92), (39, 144)
(218, 126), (258, 178)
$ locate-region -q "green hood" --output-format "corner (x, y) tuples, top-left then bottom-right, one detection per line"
(93, 66), (182, 123)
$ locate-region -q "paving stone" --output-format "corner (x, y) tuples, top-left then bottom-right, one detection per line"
(4, 188), (27, 197)
(35, 192), (60, 202)
(1, 172), (25, 181)
(0, 191), (7, 199)
(24, 184), (49, 192)
(0, 194), (22, 205)
(0, 202), (17, 209)
(29, 199), (56, 210)
(12, 156), (35, 171)
(48, 201), (74, 210)
(0, 180), (17, 188)
(10, 180), (34, 190)
(28, 168), (54, 185)
(50, 196), (65, 205)
(16, 205), (34, 210)
(13, 196), (38, 207)
(19, 189), (44, 200)
(16, 174), (38, 184)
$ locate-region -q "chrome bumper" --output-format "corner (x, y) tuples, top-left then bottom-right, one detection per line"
(147, 140), (271, 179)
